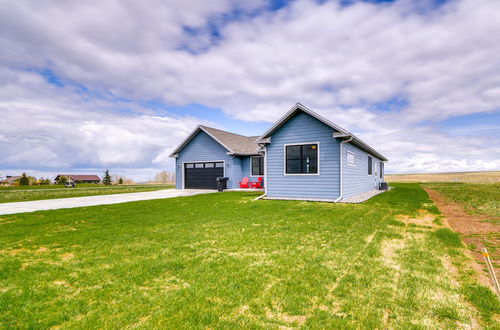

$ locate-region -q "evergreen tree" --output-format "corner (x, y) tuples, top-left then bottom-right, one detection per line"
(118, 178), (123, 184)
(19, 172), (30, 186)
(103, 170), (112, 185)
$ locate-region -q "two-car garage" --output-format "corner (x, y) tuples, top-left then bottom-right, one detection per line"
(184, 162), (224, 189)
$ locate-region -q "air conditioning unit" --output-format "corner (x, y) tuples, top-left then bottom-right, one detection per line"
(379, 182), (388, 190)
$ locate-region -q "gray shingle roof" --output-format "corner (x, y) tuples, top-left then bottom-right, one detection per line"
(169, 125), (260, 157)
(200, 126), (260, 155)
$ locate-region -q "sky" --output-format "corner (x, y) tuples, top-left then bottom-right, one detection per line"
(0, 0), (499, 181)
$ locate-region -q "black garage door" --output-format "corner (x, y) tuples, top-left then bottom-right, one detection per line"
(184, 162), (224, 189)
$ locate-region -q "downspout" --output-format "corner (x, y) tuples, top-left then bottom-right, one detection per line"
(255, 143), (267, 200)
(334, 135), (353, 203)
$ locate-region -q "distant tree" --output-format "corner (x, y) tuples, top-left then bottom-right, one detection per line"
(153, 171), (175, 183)
(118, 178), (123, 184)
(44, 178), (52, 185)
(57, 176), (67, 185)
(19, 173), (30, 186)
(102, 170), (112, 185)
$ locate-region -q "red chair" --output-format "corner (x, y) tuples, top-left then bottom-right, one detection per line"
(239, 177), (250, 188)
(251, 177), (263, 189)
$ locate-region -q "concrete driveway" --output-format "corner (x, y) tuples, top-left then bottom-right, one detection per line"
(0, 189), (216, 215)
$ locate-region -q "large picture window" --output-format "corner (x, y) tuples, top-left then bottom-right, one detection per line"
(285, 143), (318, 174)
(251, 156), (264, 176)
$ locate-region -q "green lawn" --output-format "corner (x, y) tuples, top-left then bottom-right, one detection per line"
(424, 182), (500, 218)
(0, 183), (498, 328)
(0, 184), (174, 204)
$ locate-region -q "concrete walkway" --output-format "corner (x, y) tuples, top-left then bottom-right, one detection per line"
(0, 189), (216, 215)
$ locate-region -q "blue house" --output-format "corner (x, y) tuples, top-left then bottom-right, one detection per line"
(170, 104), (388, 202)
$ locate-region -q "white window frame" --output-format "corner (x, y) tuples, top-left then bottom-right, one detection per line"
(181, 160), (225, 189)
(346, 151), (356, 167)
(250, 156), (264, 177)
(283, 142), (320, 176)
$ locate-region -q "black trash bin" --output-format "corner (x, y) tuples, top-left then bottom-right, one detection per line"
(216, 177), (229, 192)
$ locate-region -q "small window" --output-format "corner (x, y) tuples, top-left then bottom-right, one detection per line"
(251, 156), (264, 176)
(285, 144), (318, 174)
(215, 162), (224, 167)
(205, 163), (215, 168)
(380, 162), (384, 179)
(186, 164), (194, 168)
(368, 156), (373, 175)
(195, 163), (204, 168)
(346, 151), (355, 166)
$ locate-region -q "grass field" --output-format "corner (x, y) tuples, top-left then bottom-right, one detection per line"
(1, 184), (498, 328)
(424, 183), (500, 218)
(386, 171), (500, 183)
(0, 184), (174, 204)
(423, 182), (500, 281)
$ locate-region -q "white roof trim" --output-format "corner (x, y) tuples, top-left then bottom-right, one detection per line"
(256, 103), (388, 161)
(169, 125), (234, 157)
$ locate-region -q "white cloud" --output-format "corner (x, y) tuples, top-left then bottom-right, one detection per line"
(0, 0), (499, 175)
(0, 68), (210, 178)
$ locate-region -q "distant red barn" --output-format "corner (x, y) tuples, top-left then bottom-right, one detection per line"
(55, 174), (101, 184)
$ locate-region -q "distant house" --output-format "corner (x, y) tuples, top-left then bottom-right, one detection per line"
(55, 174), (101, 184)
(0, 175), (37, 186)
(0, 176), (21, 186)
(170, 103), (388, 202)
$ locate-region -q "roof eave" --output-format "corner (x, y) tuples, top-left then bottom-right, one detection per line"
(168, 125), (235, 158)
(257, 103), (388, 161)
(256, 103), (350, 143)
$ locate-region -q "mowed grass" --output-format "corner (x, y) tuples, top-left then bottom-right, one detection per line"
(386, 171), (500, 183)
(0, 184), (174, 204)
(424, 182), (500, 218)
(1, 183), (498, 328)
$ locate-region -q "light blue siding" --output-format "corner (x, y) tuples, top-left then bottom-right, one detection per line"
(266, 112), (341, 199)
(241, 156), (250, 179)
(175, 130), (238, 189)
(342, 143), (384, 198)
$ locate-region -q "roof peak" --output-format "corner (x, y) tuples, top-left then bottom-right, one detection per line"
(199, 125), (252, 138)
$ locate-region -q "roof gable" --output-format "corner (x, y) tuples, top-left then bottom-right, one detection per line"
(257, 103), (388, 161)
(170, 125), (260, 157)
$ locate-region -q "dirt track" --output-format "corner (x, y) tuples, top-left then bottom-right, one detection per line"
(425, 188), (499, 279)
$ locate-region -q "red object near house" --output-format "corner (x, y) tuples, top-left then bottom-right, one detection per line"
(251, 177), (263, 189)
(239, 177), (250, 188)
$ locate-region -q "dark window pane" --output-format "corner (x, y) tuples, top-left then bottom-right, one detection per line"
(286, 146), (301, 159)
(286, 159), (301, 173)
(380, 162), (384, 178)
(368, 156), (373, 175)
(302, 157), (318, 173)
(302, 144), (318, 158)
(251, 157), (259, 167)
(286, 144), (319, 174)
(309, 158), (318, 173)
(251, 157), (264, 175)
